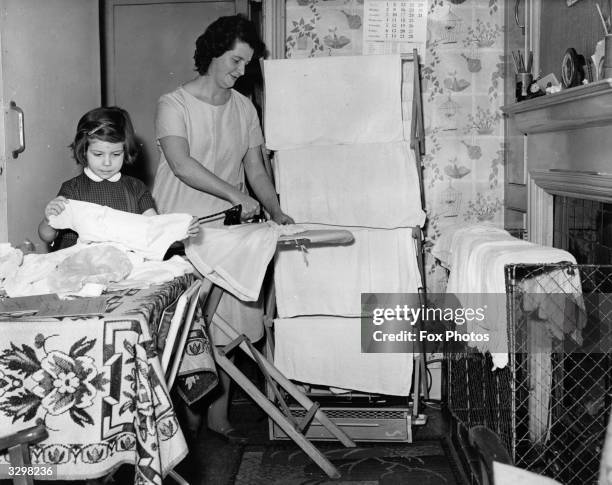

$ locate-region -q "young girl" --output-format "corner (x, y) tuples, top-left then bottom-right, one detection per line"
(39, 106), (195, 249)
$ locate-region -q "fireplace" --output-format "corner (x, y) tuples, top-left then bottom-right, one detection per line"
(502, 80), (612, 252)
(491, 81), (612, 484)
(553, 195), (612, 265)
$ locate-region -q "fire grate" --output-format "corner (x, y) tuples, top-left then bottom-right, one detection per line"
(447, 263), (612, 485)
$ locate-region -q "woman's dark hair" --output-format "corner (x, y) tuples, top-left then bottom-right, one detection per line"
(194, 14), (264, 75)
(71, 106), (138, 166)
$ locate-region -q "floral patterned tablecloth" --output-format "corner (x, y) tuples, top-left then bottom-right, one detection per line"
(0, 276), (205, 484)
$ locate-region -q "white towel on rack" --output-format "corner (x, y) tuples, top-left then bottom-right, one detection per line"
(275, 142), (425, 228)
(274, 226), (421, 318)
(274, 316), (413, 396)
(263, 54), (403, 150)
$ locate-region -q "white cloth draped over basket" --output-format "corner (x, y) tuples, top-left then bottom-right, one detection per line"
(433, 224), (585, 370)
(266, 53), (423, 396)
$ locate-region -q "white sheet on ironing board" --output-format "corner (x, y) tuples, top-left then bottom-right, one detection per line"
(275, 142), (425, 228)
(444, 227), (578, 369)
(263, 54), (403, 150)
(274, 316), (413, 396)
(185, 222), (303, 301)
(274, 225), (421, 318)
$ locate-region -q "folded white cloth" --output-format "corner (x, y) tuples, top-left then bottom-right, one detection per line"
(186, 222), (303, 301)
(274, 316), (413, 396)
(431, 223), (510, 269)
(263, 54), (403, 150)
(275, 142), (425, 228)
(48, 199), (191, 261)
(275, 226), (421, 317)
(442, 225), (579, 369)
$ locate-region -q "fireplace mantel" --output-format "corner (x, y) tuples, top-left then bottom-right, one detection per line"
(502, 79), (612, 246)
(502, 79), (612, 134)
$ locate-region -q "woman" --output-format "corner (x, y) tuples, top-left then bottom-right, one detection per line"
(152, 14), (292, 444)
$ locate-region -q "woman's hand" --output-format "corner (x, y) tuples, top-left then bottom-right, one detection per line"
(44, 196), (68, 221)
(270, 209), (295, 225)
(231, 193), (260, 220)
(187, 216), (200, 238)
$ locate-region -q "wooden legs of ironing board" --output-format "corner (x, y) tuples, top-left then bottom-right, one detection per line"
(202, 284), (356, 479)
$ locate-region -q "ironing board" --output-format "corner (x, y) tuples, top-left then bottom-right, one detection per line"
(201, 229), (357, 479)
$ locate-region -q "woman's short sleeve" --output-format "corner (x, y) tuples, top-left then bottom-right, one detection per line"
(156, 94), (187, 140)
(246, 101), (264, 148)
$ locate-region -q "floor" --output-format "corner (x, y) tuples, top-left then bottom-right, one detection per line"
(0, 357), (465, 485)
(166, 354), (465, 485)
(173, 399), (460, 485)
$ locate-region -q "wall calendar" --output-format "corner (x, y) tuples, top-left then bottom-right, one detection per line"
(363, 0), (428, 56)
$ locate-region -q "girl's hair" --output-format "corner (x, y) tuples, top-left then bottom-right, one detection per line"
(194, 14), (264, 76)
(71, 106), (138, 166)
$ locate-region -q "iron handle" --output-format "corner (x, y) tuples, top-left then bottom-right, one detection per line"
(9, 101), (25, 158)
(515, 0), (525, 35)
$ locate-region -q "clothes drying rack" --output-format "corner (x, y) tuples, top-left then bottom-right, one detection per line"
(265, 50), (430, 444)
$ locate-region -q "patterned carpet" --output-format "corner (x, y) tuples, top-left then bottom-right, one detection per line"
(234, 440), (460, 484)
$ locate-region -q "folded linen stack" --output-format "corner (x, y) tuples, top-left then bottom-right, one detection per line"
(265, 54), (423, 396)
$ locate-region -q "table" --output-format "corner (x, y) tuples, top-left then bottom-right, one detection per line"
(0, 276), (206, 484)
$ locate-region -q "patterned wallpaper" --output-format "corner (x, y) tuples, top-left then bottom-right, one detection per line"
(285, 0), (506, 291)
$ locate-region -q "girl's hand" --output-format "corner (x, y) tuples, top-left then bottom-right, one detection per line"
(270, 209), (295, 225)
(231, 193), (260, 220)
(44, 196), (68, 221)
(187, 216), (200, 238)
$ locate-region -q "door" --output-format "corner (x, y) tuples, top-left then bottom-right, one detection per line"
(104, 0), (245, 183)
(0, 0), (101, 249)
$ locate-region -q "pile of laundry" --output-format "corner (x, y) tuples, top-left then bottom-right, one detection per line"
(0, 200), (194, 298)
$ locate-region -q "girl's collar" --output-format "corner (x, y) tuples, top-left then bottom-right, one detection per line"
(84, 166), (121, 182)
